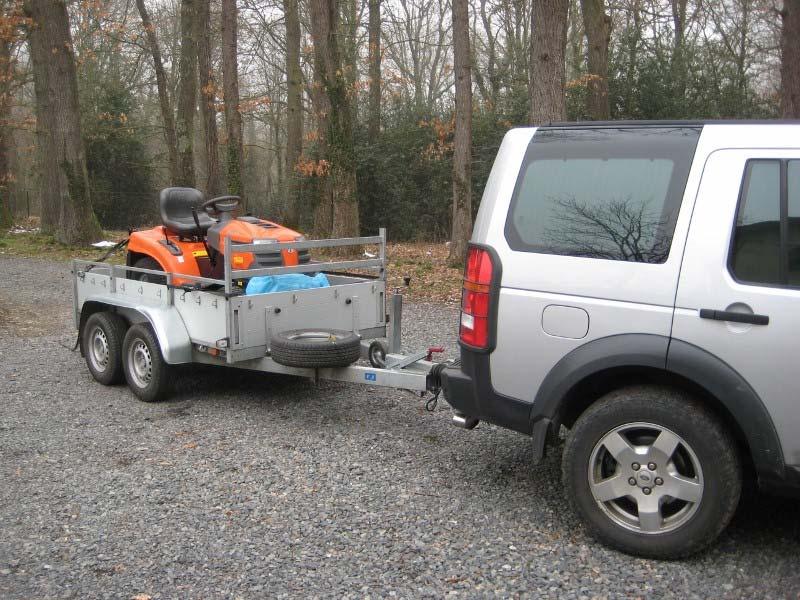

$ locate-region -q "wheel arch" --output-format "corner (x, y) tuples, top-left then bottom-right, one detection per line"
(78, 298), (192, 364)
(533, 333), (785, 488)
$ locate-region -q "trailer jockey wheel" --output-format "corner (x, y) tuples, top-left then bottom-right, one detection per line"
(368, 339), (389, 368)
(270, 329), (361, 368)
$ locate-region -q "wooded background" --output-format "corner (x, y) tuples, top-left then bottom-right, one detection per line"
(0, 0), (798, 263)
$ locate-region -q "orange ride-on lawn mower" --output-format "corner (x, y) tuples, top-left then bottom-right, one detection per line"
(126, 187), (309, 286)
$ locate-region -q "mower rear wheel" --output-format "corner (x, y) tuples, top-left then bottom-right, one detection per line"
(122, 323), (171, 402)
(82, 311), (127, 385)
(131, 256), (166, 284)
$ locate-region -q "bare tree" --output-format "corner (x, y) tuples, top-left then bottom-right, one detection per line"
(222, 0), (246, 204)
(670, 0), (688, 103)
(580, 0), (611, 119)
(368, 0), (381, 139)
(470, 0), (504, 108)
(196, 0), (222, 196)
(781, 0), (800, 117)
(529, 0), (568, 123)
(383, 0), (452, 113)
(136, 0), (180, 184)
(547, 197), (670, 263)
(309, 0), (359, 238)
(284, 0), (303, 224)
(449, 0), (471, 264)
(176, 0), (197, 187)
(24, 0), (101, 243)
(0, 1), (17, 228)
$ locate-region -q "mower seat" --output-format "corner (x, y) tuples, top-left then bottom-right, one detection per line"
(159, 187), (215, 236)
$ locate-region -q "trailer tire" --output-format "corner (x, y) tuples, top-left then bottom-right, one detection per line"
(122, 323), (172, 402)
(82, 311), (127, 385)
(270, 329), (361, 368)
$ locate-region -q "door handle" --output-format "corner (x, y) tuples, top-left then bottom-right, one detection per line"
(699, 309), (769, 325)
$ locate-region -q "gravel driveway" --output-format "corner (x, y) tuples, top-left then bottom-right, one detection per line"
(0, 255), (798, 599)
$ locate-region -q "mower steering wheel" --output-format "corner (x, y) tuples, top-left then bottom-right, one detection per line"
(201, 195), (240, 217)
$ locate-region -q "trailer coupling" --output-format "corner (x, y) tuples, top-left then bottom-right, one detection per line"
(423, 358), (459, 412)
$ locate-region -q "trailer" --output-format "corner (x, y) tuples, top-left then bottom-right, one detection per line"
(72, 229), (455, 406)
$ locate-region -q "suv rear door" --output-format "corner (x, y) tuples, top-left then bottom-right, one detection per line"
(672, 147), (800, 468)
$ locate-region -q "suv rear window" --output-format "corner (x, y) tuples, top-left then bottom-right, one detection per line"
(505, 127), (701, 263)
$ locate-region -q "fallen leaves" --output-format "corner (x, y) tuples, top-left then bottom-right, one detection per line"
(319, 242), (463, 305)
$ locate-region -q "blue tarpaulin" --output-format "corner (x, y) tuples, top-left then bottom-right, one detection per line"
(245, 272), (330, 295)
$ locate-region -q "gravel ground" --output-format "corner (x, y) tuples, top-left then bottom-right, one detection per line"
(0, 255), (798, 599)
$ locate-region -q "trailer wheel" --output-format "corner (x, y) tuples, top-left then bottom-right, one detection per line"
(270, 329), (361, 368)
(122, 323), (172, 402)
(82, 311), (127, 385)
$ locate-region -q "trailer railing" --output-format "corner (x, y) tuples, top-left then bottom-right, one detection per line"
(73, 228), (388, 295)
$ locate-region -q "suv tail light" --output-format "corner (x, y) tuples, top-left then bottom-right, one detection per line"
(459, 245), (496, 350)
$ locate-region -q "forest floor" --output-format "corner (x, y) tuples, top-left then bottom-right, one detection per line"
(0, 224), (463, 304)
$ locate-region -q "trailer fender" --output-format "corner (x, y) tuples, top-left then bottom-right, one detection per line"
(80, 297), (193, 364)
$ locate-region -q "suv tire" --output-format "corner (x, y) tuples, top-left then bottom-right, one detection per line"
(562, 385), (741, 559)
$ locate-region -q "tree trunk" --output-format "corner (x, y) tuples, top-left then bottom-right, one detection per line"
(623, 0), (642, 118)
(196, 0), (222, 197)
(284, 0), (303, 225)
(0, 32), (13, 228)
(670, 0), (688, 108)
(309, 33), (332, 237)
(309, 0), (359, 239)
(566, 0), (584, 81)
(135, 0), (180, 184)
(580, 0), (610, 120)
(343, 0), (359, 125)
(367, 0), (381, 139)
(24, 0), (101, 244)
(222, 0), (246, 207)
(782, 0), (800, 118)
(176, 0), (197, 187)
(448, 0), (471, 266)
(529, 0), (568, 123)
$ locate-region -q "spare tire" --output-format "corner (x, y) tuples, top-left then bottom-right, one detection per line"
(270, 329), (361, 368)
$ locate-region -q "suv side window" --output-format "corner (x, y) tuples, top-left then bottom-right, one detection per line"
(730, 159), (800, 287)
(505, 127), (701, 264)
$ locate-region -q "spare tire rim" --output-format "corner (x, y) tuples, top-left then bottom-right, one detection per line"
(588, 422), (704, 534)
(128, 340), (153, 388)
(89, 326), (109, 372)
(287, 331), (340, 342)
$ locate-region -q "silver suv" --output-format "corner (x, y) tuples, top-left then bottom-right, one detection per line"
(441, 121), (800, 558)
